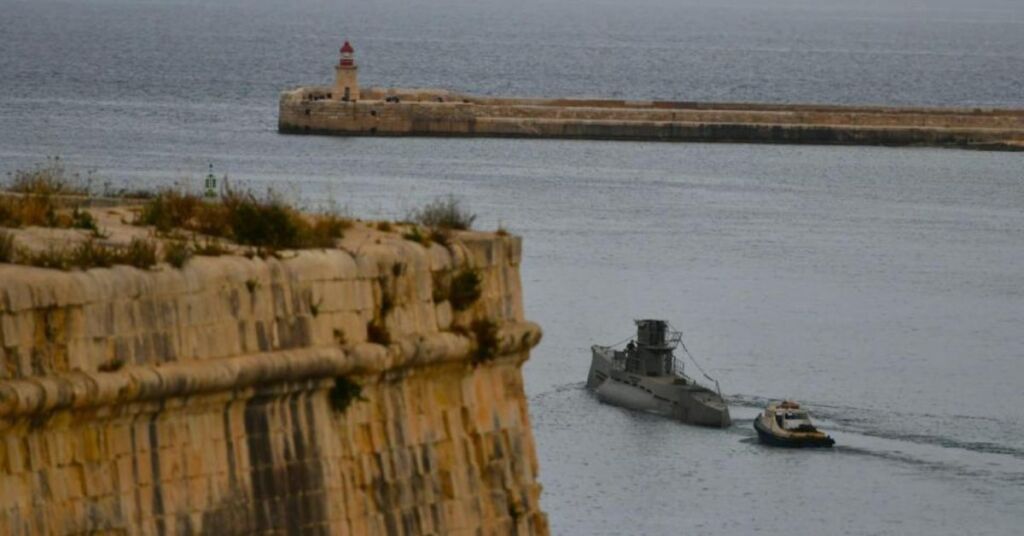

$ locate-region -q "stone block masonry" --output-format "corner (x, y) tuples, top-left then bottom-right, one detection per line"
(279, 86), (1024, 151)
(0, 221), (547, 534)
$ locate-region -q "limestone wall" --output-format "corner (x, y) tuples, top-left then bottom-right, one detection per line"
(0, 224), (547, 534)
(280, 87), (1024, 150)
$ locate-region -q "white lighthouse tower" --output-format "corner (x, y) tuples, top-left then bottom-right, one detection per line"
(334, 41), (359, 102)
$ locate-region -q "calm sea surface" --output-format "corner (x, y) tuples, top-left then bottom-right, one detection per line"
(2, 0), (1023, 534)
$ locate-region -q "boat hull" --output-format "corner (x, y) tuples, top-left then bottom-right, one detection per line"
(753, 416), (835, 448)
(587, 346), (731, 428)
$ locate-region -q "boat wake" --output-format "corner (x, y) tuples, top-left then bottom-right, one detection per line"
(729, 393), (1024, 486)
(730, 393), (1024, 458)
(532, 385), (1024, 489)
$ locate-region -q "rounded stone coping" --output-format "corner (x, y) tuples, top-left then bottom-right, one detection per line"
(0, 321), (541, 419)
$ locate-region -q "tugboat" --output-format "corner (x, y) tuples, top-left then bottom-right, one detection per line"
(754, 400), (835, 447)
(587, 319), (731, 428)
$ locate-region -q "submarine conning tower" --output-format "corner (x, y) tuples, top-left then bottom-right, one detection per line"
(629, 319), (680, 377)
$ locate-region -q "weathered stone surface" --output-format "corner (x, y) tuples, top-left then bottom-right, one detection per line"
(0, 222), (546, 535)
(279, 86), (1024, 150)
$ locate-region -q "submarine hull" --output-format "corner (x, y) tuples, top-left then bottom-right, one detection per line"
(587, 346), (731, 428)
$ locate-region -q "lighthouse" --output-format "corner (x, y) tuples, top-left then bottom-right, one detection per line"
(334, 41), (359, 102)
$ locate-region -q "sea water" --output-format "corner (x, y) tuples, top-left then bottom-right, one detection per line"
(2, 0), (1023, 534)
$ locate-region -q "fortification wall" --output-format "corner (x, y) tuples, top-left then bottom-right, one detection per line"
(0, 225), (547, 534)
(280, 87), (1024, 150)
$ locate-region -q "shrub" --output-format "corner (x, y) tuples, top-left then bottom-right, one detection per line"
(306, 214), (350, 247)
(375, 221), (393, 232)
(0, 193), (101, 233)
(20, 246), (70, 270)
(19, 238), (158, 271)
(222, 193), (349, 249)
(409, 195), (476, 230)
(136, 190), (201, 233)
(163, 240), (191, 268)
(224, 192), (301, 248)
(328, 377), (363, 412)
(1, 162), (100, 230)
(429, 228), (450, 247)
(70, 207), (98, 231)
(68, 240), (117, 269)
(0, 192), (58, 228)
(401, 226), (431, 246)
(191, 202), (231, 237)
(137, 189), (349, 251)
(6, 159), (88, 197)
(470, 319), (499, 365)
(121, 238), (158, 269)
(448, 268), (482, 311)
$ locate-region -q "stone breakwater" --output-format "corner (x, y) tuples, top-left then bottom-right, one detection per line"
(279, 87), (1024, 150)
(0, 216), (547, 534)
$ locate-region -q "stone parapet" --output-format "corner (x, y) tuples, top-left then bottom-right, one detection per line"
(0, 221), (547, 534)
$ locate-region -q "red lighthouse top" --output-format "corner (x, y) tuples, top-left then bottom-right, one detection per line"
(339, 41), (355, 68)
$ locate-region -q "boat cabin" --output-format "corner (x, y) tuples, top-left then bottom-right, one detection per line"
(776, 410), (812, 430)
(768, 402), (818, 431)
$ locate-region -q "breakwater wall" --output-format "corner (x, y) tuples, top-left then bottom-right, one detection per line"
(279, 87), (1024, 150)
(0, 220), (547, 534)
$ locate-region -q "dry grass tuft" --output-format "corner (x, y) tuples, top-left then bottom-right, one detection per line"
(1, 162), (95, 230)
(163, 240), (192, 268)
(14, 238), (159, 271)
(135, 189), (202, 233)
(3, 162), (356, 270)
(136, 189), (350, 251)
(6, 159), (89, 197)
(401, 226), (432, 246)
(409, 195), (476, 230)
